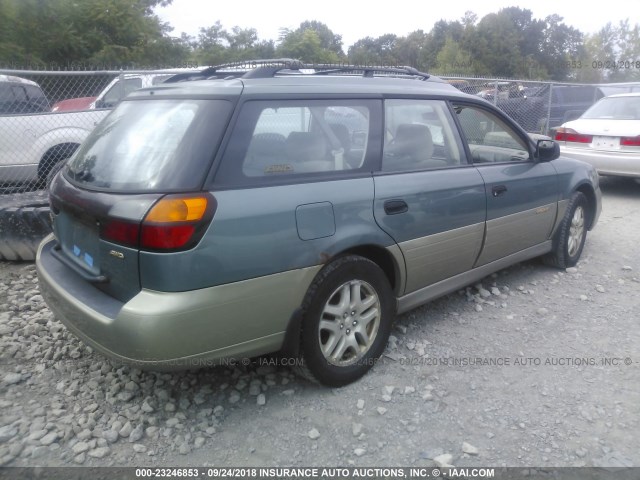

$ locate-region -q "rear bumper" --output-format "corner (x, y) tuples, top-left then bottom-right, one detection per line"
(559, 147), (640, 178)
(36, 235), (320, 369)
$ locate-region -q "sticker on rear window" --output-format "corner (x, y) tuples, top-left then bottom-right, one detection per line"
(84, 253), (94, 267)
(73, 245), (81, 256)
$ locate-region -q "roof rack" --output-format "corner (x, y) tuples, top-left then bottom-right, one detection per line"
(164, 59), (431, 83)
(164, 59), (302, 83)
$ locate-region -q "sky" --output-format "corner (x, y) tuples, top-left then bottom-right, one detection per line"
(156, 0), (636, 51)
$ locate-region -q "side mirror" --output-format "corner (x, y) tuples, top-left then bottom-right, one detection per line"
(536, 139), (560, 162)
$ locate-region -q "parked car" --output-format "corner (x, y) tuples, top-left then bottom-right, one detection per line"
(52, 69), (200, 112)
(50, 96), (97, 113)
(554, 93), (640, 179)
(0, 108), (109, 185)
(0, 75), (50, 114)
(36, 62), (601, 387)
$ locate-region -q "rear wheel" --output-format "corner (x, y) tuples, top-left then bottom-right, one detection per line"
(543, 192), (588, 268)
(295, 255), (394, 387)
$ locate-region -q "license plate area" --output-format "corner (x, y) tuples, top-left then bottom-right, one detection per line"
(56, 212), (101, 275)
(592, 136), (620, 150)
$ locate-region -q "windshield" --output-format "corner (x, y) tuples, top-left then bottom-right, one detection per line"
(581, 96), (640, 120)
(66, 99), (232, 191)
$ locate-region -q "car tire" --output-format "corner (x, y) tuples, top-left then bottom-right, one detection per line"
(543, 192), (588, 269)
(295, 255), (395, 387)
(0, 204), (52, 261)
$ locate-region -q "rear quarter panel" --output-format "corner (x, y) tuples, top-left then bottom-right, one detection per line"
(139, 177), (397, 292)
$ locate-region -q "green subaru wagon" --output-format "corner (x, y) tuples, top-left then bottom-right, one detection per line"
(36, 61), (601, 386)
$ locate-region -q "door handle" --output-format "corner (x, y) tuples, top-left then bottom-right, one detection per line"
(384, 199), (408, 215)
(492, 185), (508, 197)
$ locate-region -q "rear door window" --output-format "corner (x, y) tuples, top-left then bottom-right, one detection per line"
(383, 99), (463, 172)
(215, 99), (381, 184)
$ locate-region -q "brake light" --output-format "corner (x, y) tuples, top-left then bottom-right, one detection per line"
(554, 128), (592, 143)
(100, 194), (215, 251)
(101, 219), (140, 248)
(140, 195), (214, 251)
(621, 136), (640, 146)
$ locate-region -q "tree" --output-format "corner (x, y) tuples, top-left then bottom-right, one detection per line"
(434, 36), (473, 75)
(538, 14), (584, 80)
(277, 28), (340, 63)
(0, 0), (189, 68)
(348, 34), (398, 66)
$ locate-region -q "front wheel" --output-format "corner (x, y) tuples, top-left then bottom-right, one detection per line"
(543, 192), (588, 268)
(295, 255), (395, 387)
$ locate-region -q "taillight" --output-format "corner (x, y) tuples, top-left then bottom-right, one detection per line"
(101, 219), (140, 248)
(100, 194), (216, 252)
(555, 128), (592, 143)
(140, 194), (214, 251)
(621, 136), (640, 146)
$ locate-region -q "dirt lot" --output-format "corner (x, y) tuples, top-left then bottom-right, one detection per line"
(0, 176), (638, 469)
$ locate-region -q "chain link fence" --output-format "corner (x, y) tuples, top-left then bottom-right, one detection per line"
(442, 76), (640, 133)
(2, 68), (640, 197)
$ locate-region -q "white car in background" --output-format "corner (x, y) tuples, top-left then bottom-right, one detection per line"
(554, 93), (640, 179)
(52, 69), (200, 112)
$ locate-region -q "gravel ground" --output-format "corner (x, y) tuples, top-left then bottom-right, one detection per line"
(0, 176), (639, 468)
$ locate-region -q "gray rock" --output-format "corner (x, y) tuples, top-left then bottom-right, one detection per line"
(103, 430), (119, 444)
(141, 399), (155, 413)
(376, 407), (388, 415)
(595, 284), (606, 293)
(308, 428), (320, 440)
(566, 267), (578, 274)
(76, 429), (92, 441)
(39, 431), (58, 446)
(352, 423), (363, 437)
(194, 437), (206, 448)
(133, 443), (147, 453)
(0, 425), (18, 443)
(354, 448), (366, 457)
(433, 453), (454, 467)
(117, 391), (135, 402)
(88, 447), (110, 458)
(73, 452), (86, 464)
(178, 442), (191, 455)
(356, 399), (365, 409)
(462, 442), (479, 455)
(27, 429), (48, 441)
(129, 425), (144, 443)
(72, 442), (90, 454)
(31, 446), (48, 458)
(257, 394), (266, 406)
(3, 373), (22, 385)
(249, 385), (261, 396)
(118, 421), (133, 438)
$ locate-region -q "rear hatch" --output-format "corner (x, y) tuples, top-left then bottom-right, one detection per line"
(49, 96), (233, 302)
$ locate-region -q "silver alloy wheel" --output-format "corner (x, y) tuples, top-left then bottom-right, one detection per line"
(567, 205), (585, 257)
(318, 279), (381, 366)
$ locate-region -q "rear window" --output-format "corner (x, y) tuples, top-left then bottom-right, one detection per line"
(582, 96), (640, 120)
(66, 99), (232, 191)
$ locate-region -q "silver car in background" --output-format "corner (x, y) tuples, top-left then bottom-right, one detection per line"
(555, 93), (640, 179)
